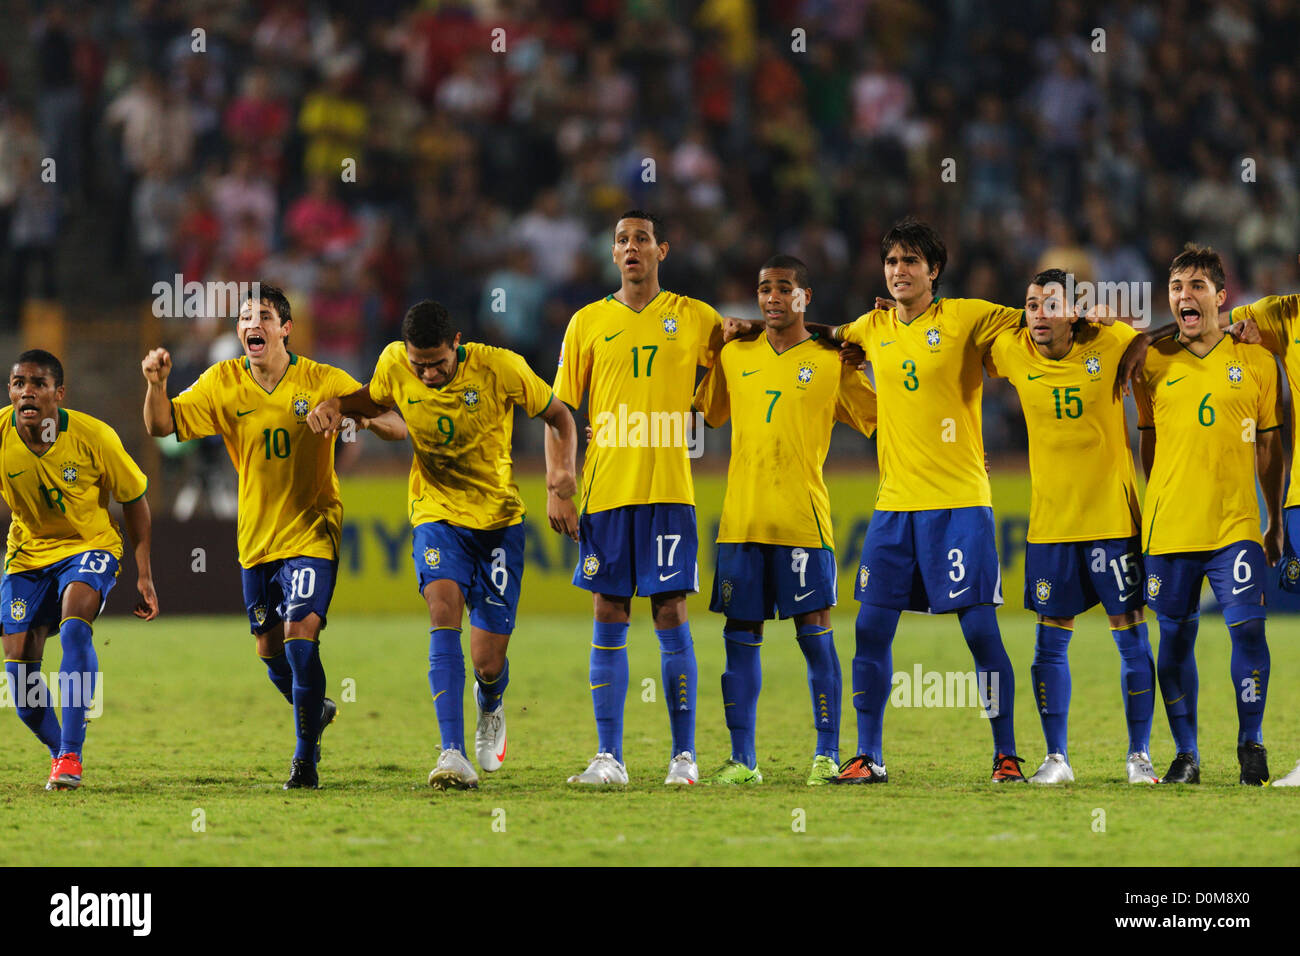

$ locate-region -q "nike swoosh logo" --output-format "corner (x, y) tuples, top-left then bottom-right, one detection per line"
(604, 331), (625, 342)
(406, 398), (423, 404)
(485, 597), (506, 606)
(948, 586), (970, 598)
(742, 369), (760, 377)
(1027, 373), (1046, 380)
(432, 690), (446, 702)
(1165, 375), (1188, 386)
(1127, 688), (1151, 696)
(659, 571), (680, 582)
(496, 740), (507, 762)
(1232, 584), (1254, 595)
(793, 590), (815, 601)
(236, 409), (255, 416)
(880, 340), (896, 347)
(589, 683), (611, 690)
(285, 602), (305, 614)
(1118, 590), (1135, 601)
(6, 471), (23, 478)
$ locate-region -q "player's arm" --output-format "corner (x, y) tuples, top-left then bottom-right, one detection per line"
(1113, 314), (1255, 399)
(542, 398), (579, 542)
(141, 348), (175, 436)
(1133, 373), (1156, 481)
(120, 494), (159, 621)
(307, 385), (390, 435)
(1257, 359), (1285, 565)
(357, 407), (407, 441)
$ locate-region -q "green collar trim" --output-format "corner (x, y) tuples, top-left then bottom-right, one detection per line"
(10, 408), (67, 432)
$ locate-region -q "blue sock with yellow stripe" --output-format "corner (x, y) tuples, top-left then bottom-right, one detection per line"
(475, 658), (509, 713)
(1156, 614), (1199, 760)
(721, 628), (761, 769)
(56, 617), (97, 756)
(590, 621), (629, 762)
(285, 638), (325, 762)
(1031, 622), (1072, 759)
(796, 624), (839, 762)
(853, 603), (899, 765)
(1227, 614), (1268, 746)
(5, 659), (62, 756)
(261, 651), (294, 704)
(429, 627), (466, 754)
(1112, 620), (1155, 753)
(656, 623), (696, 759)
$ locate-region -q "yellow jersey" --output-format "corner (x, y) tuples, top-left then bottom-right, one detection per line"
(694, 333), (876, 549)
(1, 407), (148, 573)
(1230, 294), (1300, 508)
(554, 290), (723, 514)
(987, 323), (1141, 542)
(1134, 335), (1280, 554)
(369, 341), (554, 531)
(838, 297), (1022, 511)
(170, 353), (361, 567)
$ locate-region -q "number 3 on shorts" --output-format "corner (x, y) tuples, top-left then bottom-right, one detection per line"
(78, 551), (111, 574)
(948, 548), (965, 583)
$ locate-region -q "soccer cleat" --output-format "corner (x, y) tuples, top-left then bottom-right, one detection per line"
(991, 753), (1027, 783)
(473, 684), (507, 773)
(316, 697), (337, 763)
(705, 759), (762, 785)
(1160, 752), (1200, 784)
(1271, 759), (1300, 787)
(664, 751), (698, 785)
(1238, 742), (1269, 786)
(48, 752), (82, 791)
(428, 748), (480, 791)
(806, 754), (840, 786)
(1126, 751), (1159, 784)
(283, 757), (319, 790)
(44, 756), (60, 791)
(828, 753), (887, 785)
(567, 752), (628, 786)
(1028, 753), (1074, 785)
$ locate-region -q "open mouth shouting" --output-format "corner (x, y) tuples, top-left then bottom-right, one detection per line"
(17, 402), (40, 421)
(244, 331), (267, 357)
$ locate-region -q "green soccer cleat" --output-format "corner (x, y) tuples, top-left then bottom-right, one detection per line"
(706, 759), (762, 785)
(806, 754), (839, 786)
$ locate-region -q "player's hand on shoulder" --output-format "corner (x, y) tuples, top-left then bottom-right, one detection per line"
(839, 343), (868, 370)
(141, 348), (172, 384)
(1114, 333), (1151, 400)
(1083, 303), (1116, 325)
(1225, 318), (1261, 344)
(306, 399), (343, 435)
(134, 575), (159, 621)
(874, 296), (897, 311)
(722, 317), (762, 342)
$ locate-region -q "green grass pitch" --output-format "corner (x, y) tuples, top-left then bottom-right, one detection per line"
(2, 609), (1298, 866)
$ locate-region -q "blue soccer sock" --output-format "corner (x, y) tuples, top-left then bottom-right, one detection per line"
(796, 624), (840, 762)
(720, 628), (762, 769)
(1112, 620), (1155, 753)
(656, 623), (696, 759)
(56, 618), (98, 757)
(959, 605), (1017, 757)
(285, 638), (326, 762)
(853, 603), (899, 765)
(1031, 621), (1072, 759)
(428, 627), (466, 754)
(1227, 614), (1269, 746)
(260, 651), (294, 704)
(1156, 614), (1199, 760)
(590, 621), (629, 763)
(5, 659), (62, 756)
(474, 658), (510, 713)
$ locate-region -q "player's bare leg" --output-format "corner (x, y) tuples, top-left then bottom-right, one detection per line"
(282, 613), (329, 789)
(423, 579), (478, 790)
(469, 627), (510, 772)
(651, 591), (698, 784)
(3, 625), (62, 786)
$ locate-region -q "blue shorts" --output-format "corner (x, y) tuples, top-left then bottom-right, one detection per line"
(414, 521), (525, 635)
(1, 550), (120, 634)
(710, 543), (837, 620)
(1277, 507), (1300, 592)
(574, 504), (699, 598)
(854, 507), (1002, 613)
(241, 556), (338, 635)
(1144, 541), (1267, 623)
(1024, 537), (1145, 617)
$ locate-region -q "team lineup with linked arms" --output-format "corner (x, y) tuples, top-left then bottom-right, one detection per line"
(6, 209), (1300, 791)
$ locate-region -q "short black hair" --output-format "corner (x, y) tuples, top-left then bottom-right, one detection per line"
(402, 300), (458, 349)
(760, 254), (810, 289)
(1169, 243), (1226, 292)
(880, 217), (947, 289)
(1031, 267), (1070, 290)
(14, 349), (64, 388)
(617, 209), (665, 245)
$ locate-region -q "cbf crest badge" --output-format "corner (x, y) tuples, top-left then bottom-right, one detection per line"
(1226, 362), (1244, 385)
(292, 392), (312, 422)
(797, 364), (815, 386)
(1084, 353), (1102, 379)
(858, 565), (870, 590)
(1035, 579), (1052, 603)
(925, 326), (941, 350)
(720, 579), (734, 605)
(9, 598), (26, 622)
(424, 548), (441, 569)
(1146, 575), (1162, 600)
(662, 314), (678, 336)
(462, 388), (480, 409)
(1285, 557), (1300, 585)
(253, 604), (267, 626)
(61, 462), (78, 485)
(582, 554), (601, 578)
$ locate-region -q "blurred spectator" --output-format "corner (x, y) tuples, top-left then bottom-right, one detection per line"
(283, 173), (359, 258)
(479, 246), (548, 363)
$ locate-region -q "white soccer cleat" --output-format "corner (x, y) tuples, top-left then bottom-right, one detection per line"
(474, 682), (507, 773)
(1028, 753), (1074, 785)
(1272, 759), (1300, 787)
(567, 752), (628, 786)
(428, 748), (479, 790)
(1126, 751), (1159, 784)
(664, 751), (698, 785)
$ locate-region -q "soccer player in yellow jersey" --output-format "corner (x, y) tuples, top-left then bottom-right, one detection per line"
(2, 349), (157, 790)
(1132, 245), (1284, 786)
(142, 284), (407, 789)
(693, 255), (877, 786)
(986, 269), (1158, 785)
(553, 210), (725, 787)
(807, 217), (1027, 783)
(308, 300), (578, 790)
